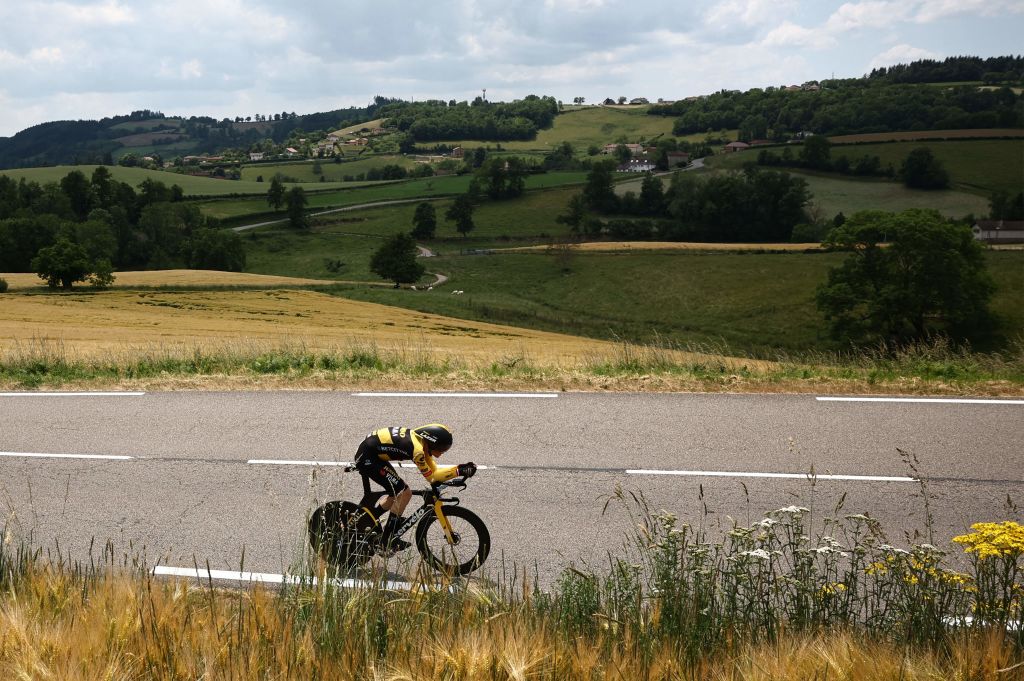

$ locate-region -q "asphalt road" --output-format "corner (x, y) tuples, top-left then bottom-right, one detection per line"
(1, 391), (1021, 586)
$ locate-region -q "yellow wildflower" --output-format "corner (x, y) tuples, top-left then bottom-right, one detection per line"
(952, 521), (1024, 560)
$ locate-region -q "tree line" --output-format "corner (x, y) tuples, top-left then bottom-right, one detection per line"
(384, 96), (560, 143)
(0, 168), (244, 288)
(649, 82), (1021, 140)
(865, 55), (1024, 85)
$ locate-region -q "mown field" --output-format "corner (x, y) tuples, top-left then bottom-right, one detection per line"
(442, 106), (681, 152)
(0, 165), (350, 197)
(239, 155), (420, 182)
(704, 138), (1024, 196)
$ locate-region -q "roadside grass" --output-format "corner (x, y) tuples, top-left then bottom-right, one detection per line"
(0, 490), (1020, 679)
(0, 165), (350, 197)
(705, 138), (1024, 196)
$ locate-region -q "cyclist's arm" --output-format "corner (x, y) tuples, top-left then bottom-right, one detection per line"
(412, 449), (458, 483)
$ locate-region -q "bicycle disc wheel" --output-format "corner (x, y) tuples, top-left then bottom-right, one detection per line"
(415, 505), (490, 576)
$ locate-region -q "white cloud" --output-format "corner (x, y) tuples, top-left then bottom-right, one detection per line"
(914, 0), (1024, 22)
(706, 0), (799, 28)
(868, 43), (939, 70)
(762, 21), (837, 49)
(28, 46), (65, 64)
(53, 0), (135, 26)
(825, 2), (912, 31)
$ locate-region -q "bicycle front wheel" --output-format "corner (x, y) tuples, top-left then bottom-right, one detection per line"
(415, 505), (490, 576)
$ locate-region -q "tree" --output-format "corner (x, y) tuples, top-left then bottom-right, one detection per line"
(800, 135), (831, 170)
(411, 202), (437, 239)
(188, 228), (246, 271)
(900, 148), (949, 189)
(267, 178), (286, 210)
(31, 237), (94, 289)
(988, 190), (1024, 220)
(370, 232), (425, 286)
(556, 194), (587, 234)
(639, 174), (665, 216)
(286, 187), (308, 229)
(614, 144), (633, 164)
(617, 96), (627, 105)
(445, 195), (476, 237)
(815, 209), (994, 345)
(582, 160), (620, 213)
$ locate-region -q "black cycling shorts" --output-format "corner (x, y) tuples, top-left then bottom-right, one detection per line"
(354, 452), (408, 496)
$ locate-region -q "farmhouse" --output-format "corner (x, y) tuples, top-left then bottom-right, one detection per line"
(249, 152), (264, 161)
(723, 141), (751, 153)
(603, 143), (645, 156)
(973, 220), (1024, 244)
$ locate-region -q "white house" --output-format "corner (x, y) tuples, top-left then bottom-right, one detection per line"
(973, 220), (1024, 244)
(616, 159), (657, 172)
(249, 152), (264, 161)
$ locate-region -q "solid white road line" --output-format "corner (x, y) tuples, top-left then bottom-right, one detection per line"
(353, 392), (558, 398)
(817, 396), (1024, 405)
(0, 451), (133, 461)
(0, 391), (145, 397)
(246, 459), (493, 470)
(626, 469), (916, 482)
(153, 565), (414, 591)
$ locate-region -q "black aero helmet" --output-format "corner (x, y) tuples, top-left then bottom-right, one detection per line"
(413, 423), (453, 456)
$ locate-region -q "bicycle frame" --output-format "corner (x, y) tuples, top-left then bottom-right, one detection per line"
(356, 474), (464, 545)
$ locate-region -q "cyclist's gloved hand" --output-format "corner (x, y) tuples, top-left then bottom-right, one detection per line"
(457, 462), (477, 478)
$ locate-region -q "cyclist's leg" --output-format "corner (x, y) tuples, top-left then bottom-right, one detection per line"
(354, 457), (411, 544)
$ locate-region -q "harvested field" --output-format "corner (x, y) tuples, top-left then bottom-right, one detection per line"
(0, 289), (735, 368)
(0, 270), (347, 291)
(828, 128), (1024, 144)
(503, 241), (821, 253)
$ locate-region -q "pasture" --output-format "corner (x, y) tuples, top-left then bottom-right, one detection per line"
(0, 165), (350, 197)
(239, 155), (419, 182)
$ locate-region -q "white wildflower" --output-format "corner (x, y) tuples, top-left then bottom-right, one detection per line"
(739, 549), (772, 561)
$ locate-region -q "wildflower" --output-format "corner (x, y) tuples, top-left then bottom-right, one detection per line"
(952, 521), (1024, 560)
(819, 582), (848, 597)
(878, 544), (909, 555)
(755, 518), (778, 529)
(770, 505), (810, 516)
(738, 549), (771, 561)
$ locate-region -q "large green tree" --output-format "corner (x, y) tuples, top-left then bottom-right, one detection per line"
(286, 187), (308, 229)
(267, 177), (286, 210)
(445, 195), (476, 237)
(816, 209), (995, 344)
(900, 147), (950, 189)
(411, 202), (437, 239)
(31, 237), (97, 289)
(370, 232), (425, 286)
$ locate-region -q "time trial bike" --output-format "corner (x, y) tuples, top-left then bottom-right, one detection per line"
(308, 467), (490, 576)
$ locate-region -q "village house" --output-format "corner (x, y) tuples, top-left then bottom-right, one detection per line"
(249, 152), (264, 161)
(723, 141), (751, 153)
(451, 146), (464, 158)
(973, 220), (1024, 244)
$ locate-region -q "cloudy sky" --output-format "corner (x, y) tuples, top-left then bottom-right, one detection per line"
(1, 0), (1022, 137)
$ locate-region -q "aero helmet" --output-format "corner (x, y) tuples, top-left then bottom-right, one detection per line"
(412, 423), (453, 456)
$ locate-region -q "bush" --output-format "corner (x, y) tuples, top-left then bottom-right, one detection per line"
(0, 277), (7, 293)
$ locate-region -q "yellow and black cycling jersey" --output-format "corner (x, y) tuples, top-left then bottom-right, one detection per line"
(356, 426), (459, 484)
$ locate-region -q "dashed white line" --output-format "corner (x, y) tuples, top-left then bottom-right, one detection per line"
(153, 565), (414, 591)
(817, 396), (1024, 405)
(353, 392), (558, 398)
(0, 392), (145, 397)
(0, 451), (134, 461)
(626, 469), (916, 482)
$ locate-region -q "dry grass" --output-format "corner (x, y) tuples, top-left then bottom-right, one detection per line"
(503, 242), (821, 253)
(828, 128), (1024, 144)
(1, 269), (343, 291)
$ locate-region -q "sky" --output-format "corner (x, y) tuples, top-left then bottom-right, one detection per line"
(1, 0), (1022, 137)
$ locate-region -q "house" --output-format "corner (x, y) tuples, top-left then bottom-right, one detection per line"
(785, 85), (802, 92)
(451, 146), (464, 158)
(973, 220), (1024, 244)
(285, 147), (299, 156)
(723, 141), (751, 153)
(616, 159), (657, 172)
(602, 97), (616, 105)
(249, 152), (264, 161)
(344, 137), (368, 146)
(666, 151), (690, 167)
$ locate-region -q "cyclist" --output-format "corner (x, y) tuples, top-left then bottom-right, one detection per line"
(354, 423), (476, 551)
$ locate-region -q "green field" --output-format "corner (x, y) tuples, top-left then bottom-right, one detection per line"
(444, 106), (679, 152)
(108, 118), (182, 132)
(706, 139), (1024, 195)
(239, 155), (420, 182)
(203, 172), (587, 222)
(0, 165), (351, 197)
(307, 249), (1023, 355)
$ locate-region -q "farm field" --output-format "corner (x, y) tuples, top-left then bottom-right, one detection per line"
(0, 288), (649, 366)
(326, 250), (1024, 355)
(828, 128), (1024, 143)
(443, 106), (679, 152)
(239, 155), (419, 182)
(705, 138), (1024, 195)
(108, 118), (183, 132)
(0, 165), (350, 197)
(0, 270), (340, 291)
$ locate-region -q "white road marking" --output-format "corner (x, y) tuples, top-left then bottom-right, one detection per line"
(0, 451), (133, 461)
(247, 459), (493, 470)
(248, 459), (353, 466)
(0, 392), (145, 397)
(153, 565), (414, 591)
(353, 392), (558, 398)
(626, 469), (916, 482)
(817, 396), (1024, 405)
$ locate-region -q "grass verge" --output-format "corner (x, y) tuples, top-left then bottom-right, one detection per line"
(1, 488), (1021, 679)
